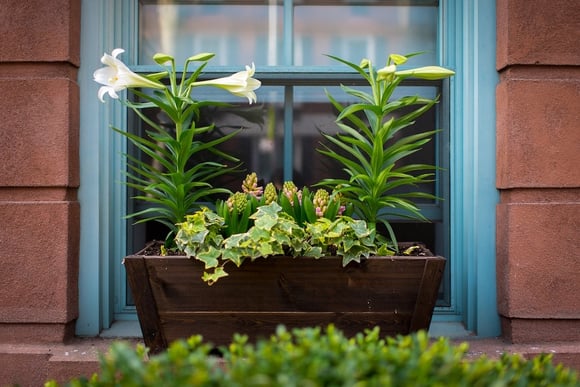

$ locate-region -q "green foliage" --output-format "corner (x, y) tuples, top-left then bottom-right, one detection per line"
(278, 185), (352, 227)
(173, 207), (227, 282)
(306, 216), (386, 265)
(215, 173), (275, 237)
(95, 51), (260, 248)
(174, 173), (365, 284)
(48, 326), (579, 387)
(118, 54), (242, 246)
(216, 174), (353, 235)
(175, 202), (378, 284)
(317, 53), (454, 248)
(222, 202), (308, 262)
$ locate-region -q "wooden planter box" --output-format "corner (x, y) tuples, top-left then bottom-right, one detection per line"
(124, 252), (445, 354)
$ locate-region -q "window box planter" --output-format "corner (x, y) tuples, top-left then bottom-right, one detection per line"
(124, 249), (445, 354)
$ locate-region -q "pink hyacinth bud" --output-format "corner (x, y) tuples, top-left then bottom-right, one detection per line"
(283, 181), (298, 205)
(242, 172), (263, 199)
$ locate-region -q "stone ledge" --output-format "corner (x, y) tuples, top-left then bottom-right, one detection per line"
(0, 338), (140, 386)
(1, 337), (579, 386)
(459, 337), (580, 371)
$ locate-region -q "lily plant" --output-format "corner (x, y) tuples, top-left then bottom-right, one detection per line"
(318, 53), (454, 249)
(94, 48), (261, 246)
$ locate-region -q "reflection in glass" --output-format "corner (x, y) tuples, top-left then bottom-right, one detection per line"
(207, 84), (439, 197)
(294, 5), (437, 65)
(139, 1), (437, 67)
(290, 85), (439, 197)
(139, 2), (283, 66)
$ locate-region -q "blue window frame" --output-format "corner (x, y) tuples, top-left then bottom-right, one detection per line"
(77, 0), (500, 338)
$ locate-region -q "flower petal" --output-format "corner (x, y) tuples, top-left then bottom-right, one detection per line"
(93, 48), (164, 101)
(97, 86), (119, 102)
(111, 48), (125, 58)
(191, 63), (261, 104)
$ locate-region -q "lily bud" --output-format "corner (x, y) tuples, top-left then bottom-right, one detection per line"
(187, 52), (215, 62)
(153, 53), (174, 65)
(389, 53), (408, 65)
(395, 66), (455, 80)
(377, 64), (397, 81)
(359, 58), (371, 69)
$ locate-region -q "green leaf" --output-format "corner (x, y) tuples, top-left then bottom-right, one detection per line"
(316, 53), (454, 245)
(202, 266), (228, 286)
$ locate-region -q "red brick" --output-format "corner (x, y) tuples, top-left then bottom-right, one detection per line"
(502, 318), (580, 343)
(496, 76), (580, 188)
(0, 323), (75, 345)
(0, 0), (80, 64)
(497, 0), (580, 69)
(496, 203), (580, 318)
(0, 78), (79, 187)
(0, 202), (79, 324)
(0, 351), (50, 386)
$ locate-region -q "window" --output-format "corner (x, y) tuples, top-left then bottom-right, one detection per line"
(77, 0), (500, 338)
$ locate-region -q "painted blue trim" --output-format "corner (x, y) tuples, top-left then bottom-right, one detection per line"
(471, 0), (500, 337)
(283, 0), (294, 181)
(111, 1), (141, 321)
(283, 86), (294, 182)
(444, 0), (500, 336)
(77, 0), (103, 336)
(77, 0), (134, 335)
(284, 0), (294, 66)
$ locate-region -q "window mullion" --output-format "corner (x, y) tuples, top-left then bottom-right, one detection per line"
(112, 0), (139, 322)
(283, 0), (294, 66)
(283, 86), (294, 181)
(283, 0), (294, 180)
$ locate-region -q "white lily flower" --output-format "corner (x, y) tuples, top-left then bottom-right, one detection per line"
(193, 63), (261, 104)
(93, 48), (164, 102)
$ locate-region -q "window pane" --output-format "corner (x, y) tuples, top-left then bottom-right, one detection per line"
(291, 85), (439, 197)
(139, 1), (283, 66)
(183, 83), (440, 199)
(295, 5), (438, 66)
(139, 1), (437, 67)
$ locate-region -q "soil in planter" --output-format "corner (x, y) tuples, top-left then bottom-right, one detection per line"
(140, 240), (433, 257)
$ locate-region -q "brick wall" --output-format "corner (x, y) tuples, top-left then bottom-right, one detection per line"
(496, 0), (580, 343)
(0, 0), (81, 354)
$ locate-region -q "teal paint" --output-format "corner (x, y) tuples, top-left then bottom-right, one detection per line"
(444, 0), (500, 336)
(76, 0), (103, 336)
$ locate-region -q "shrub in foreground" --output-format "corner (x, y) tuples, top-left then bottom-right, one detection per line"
(47, 326), (579, 387)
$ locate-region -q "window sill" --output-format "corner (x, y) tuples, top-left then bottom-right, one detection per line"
(99, 320), (142, 339)
(99, 320), (474, 340)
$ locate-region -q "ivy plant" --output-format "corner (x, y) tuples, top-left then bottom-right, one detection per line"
(175, 201), (378, 285)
